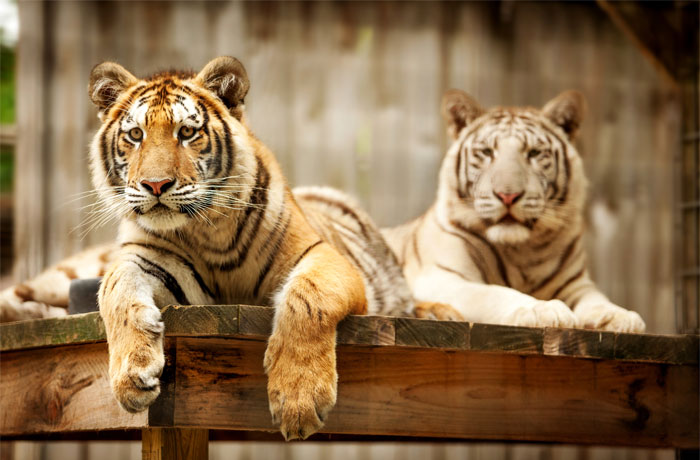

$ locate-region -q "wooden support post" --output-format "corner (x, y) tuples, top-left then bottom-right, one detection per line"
(142, 428), (208, 460)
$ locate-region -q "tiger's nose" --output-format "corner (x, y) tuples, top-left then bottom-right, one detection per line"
(141, 178), (175, 196)
(495, 191), (523, 206)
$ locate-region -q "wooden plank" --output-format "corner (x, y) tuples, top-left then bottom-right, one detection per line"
(0, 312), (106, 351)
(142, 428), (208, 460)
(0, 342), (146, 435)
(161, 305), (239, 336)
(2, 306), (698, 365)
(470, 323), (543, 354)
(1, 334), (697, 447)
(544, 328), (615, 360)
(337, 315), (395, 346)
(395, 317), (469, 349)
(14, 0), (47, 281)
(236, 304), (274, 338)
(237, 305), (396, 346)
(170, 337), (699, 447)
(614, 333), (699, 365)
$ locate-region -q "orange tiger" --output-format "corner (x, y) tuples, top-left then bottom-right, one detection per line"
(0, 56), (435, 440)
(383, 90), (646, 333)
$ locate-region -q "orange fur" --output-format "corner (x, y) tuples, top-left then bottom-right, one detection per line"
(87, 57), (368, 440)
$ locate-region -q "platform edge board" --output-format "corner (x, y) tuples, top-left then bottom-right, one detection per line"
(0, 305), (698, 364)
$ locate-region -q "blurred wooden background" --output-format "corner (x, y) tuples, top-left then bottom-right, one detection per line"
(8, 1), (690, 459)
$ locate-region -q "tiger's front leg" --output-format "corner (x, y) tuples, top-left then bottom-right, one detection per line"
(264, 243), (367, 441)
(573, 290), (646, 333)
(99, 259), (166, 412)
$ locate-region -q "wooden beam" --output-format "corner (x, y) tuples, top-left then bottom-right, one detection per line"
(170, 338), (698, 447)
(1, 305), (698, 364)
(1, 306), (698, 447)
(142, 428), (208, 460)
(0, 342), (146, 435)
(15, 1), (48, 281)
(597, 0), (680, 85)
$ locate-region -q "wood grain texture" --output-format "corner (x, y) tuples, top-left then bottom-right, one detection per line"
(142, 428), (208, 460)
(161, 305), (239, 337)
(1, 331), (697, 447)
(14, 0), (48, 281)
(395, 317), (469, 349)
(2, 307), (698, 365)
(543, 327), (615, 359)
(0, 312), (106, 351)
(470, 324), (544, 354)
(337, 315), (395, 346)
(0, 343), (145, 435)
(170, 337), (699, 448)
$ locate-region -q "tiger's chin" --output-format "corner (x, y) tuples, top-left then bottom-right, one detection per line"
(485, 222), (532, 245)
(136, 210), (190, 232)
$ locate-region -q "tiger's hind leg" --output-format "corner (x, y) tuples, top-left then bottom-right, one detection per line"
(0, 243), (117, 322)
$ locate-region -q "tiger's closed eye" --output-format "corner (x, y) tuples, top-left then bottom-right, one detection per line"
(128, 127), (143, 142)
(178, 126), (195, 140)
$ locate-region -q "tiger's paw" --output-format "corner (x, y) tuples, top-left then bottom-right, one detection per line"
(264, 336), (337, 441)
(576, 303), (646, 333)
(504, 299), (579, 328)
(109, 308), (165, 413)
(413, 301), (465, 321)
(111, 351), (165, 412)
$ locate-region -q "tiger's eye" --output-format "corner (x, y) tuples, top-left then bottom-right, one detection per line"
(481, 148), (493, 157)
(528, 149), (541, 159)
(179, 126), (195, 140)
(128, 127), (143, 142)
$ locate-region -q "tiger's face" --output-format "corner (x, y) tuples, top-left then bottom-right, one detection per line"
(88, 57), (253, 232)
(438, 90), (588, 245)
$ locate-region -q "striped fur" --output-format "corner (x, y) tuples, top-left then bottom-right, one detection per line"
(0, 57), (426, 441)
(383, 90), (646, 333)
(92, 57), (370, 440)
(293, 186), (413, 317)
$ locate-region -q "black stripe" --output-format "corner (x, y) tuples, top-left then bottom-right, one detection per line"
(133, 255), (190, 305)
(253, 211), (292, 298)
(450, 219), (510, 287)
(101, 120), (119, 187)
(291, 240), (323, 269)
(531, 235), (581, 294)
(558, 146), (570, 203)
(436, 263), (471, 282)
(216, 158), (270, 269)
(221, 118), (234, 177)
(290, 291), (313, 318)
(122, 242), (215, 299)
(300, 194), (370, 240)
(455, 146), (467, 199)
(411, 230), (423, 266)
(433, 216), (492, 283)
(211, 131), (223, 177)
(551, 267), (585, 300)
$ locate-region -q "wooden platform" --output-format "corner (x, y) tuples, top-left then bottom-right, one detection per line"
(1, 305), (698, 452)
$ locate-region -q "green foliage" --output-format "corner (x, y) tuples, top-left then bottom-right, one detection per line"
(0, 45), (14, 124)
(0, 145), (12, 193)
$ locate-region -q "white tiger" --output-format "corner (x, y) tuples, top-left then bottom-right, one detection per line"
(382, 89), (646, 333)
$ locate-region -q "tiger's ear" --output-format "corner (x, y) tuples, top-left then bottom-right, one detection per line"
(89, 62), (138, 118)
(542, 90), (586, 140)
(441, 89), (484, 140)
(195, 56), (250, 120)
